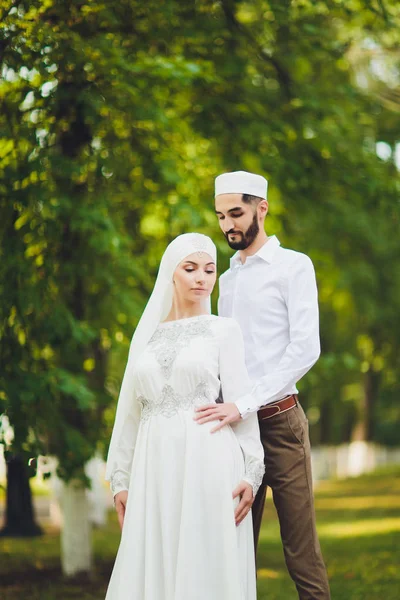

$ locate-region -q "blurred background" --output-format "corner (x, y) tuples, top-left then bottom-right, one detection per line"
(0, 1), (399, 599)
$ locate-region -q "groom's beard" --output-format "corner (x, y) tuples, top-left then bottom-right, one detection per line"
(224, 211), (259, 250)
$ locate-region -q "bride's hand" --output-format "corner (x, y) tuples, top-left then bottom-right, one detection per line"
(233, 480), (253, 526)
(114, 490), (128, 530)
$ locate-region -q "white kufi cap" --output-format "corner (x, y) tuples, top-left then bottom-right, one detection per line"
(215, 170), (268, 200)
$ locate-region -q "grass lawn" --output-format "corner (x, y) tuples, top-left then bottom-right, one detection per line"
(257, 466), (400, 600)
(0, 467), (399, 599)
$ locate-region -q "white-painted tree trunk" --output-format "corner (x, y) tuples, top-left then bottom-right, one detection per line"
(60, 479), (92, 576)
(347, 440), (376, 477)
(85, 454), (109, 527)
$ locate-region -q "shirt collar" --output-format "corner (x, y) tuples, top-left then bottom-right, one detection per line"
(230, 235), (281, 269)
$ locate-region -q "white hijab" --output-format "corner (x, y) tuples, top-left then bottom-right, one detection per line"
(105, 233), (217, 480)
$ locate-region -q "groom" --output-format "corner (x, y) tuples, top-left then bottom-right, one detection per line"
(195, 171), (330, 599)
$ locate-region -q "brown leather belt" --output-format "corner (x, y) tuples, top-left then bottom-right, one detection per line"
(258, 394), (298, 421)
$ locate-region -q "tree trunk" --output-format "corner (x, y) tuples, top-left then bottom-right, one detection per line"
(319, 397), (332, 445)
(351, 369), (380, 442)
(348, 369), (381, 476)
(0, 454), (42, 537)
(60, 479), (92, 576)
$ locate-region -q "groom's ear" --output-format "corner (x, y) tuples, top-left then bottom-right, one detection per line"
(258, 200), (268, 219)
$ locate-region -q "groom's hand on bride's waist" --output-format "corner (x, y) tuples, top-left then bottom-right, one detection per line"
(194, 402), (241, 432)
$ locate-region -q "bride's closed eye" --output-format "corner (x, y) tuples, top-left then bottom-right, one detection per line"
(184, 268), (215, 274)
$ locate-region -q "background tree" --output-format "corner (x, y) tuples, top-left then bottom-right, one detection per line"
(1, 0), (399, 575)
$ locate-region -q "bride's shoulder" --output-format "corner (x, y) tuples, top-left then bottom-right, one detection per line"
(210, 316), (242, 335)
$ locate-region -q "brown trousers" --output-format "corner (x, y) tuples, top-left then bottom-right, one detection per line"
(252, 401), (331, 600)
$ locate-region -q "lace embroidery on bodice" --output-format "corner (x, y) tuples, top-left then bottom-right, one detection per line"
(138, 381), (210, 422)
(148, 318), (213, 380)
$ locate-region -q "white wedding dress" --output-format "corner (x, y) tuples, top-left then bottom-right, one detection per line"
(106, 315), (264, 600)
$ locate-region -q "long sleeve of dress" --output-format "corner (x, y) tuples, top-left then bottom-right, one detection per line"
(218, 319), (265, 496)
(109, 389), (141, 498)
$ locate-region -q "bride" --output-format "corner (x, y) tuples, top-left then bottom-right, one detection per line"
(105, 233), (264, 600)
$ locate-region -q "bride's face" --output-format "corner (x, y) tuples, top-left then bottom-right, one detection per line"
(173, 252), (217, 304)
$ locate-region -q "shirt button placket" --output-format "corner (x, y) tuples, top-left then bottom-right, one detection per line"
(232, 265), (243, 319)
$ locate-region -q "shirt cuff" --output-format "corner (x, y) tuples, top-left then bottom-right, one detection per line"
(235, 394), (256, 419)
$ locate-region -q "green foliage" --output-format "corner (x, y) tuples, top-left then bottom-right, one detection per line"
(0, 0), (400, 483)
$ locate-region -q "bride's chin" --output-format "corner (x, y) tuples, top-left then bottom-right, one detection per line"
(188, 294), (210, 304)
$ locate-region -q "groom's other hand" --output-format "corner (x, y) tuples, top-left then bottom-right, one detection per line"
(233, 480), (254, 526)
(194, 402), (241, 432)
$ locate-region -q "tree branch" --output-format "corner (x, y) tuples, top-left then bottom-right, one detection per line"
(220, 0), (293, 101)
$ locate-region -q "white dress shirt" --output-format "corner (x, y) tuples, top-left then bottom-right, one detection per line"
(218, 235), (320, 417)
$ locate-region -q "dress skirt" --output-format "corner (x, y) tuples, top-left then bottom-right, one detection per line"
(105, 410), (257, 600)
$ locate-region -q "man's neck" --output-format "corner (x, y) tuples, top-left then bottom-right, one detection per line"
(238, 231), (269, 264)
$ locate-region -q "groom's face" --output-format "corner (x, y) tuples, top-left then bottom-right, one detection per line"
(215, 194), (260, 250)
